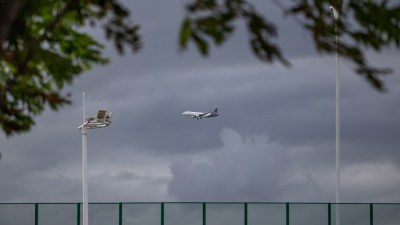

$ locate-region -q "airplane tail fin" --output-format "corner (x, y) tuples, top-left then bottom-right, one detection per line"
(212, 108), (218, 116)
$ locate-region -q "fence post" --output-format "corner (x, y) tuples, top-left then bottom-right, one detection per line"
(77, 203), (81, 225)
(161, 203), (164, 225)
(203, 202), (206, 225)
(328, 203), (331, 225)
(35, 203), (39, 225)
(119, 203), (123, 225)
(286, 203), (289, 225)
(244, 203), (248, 225)
(370, 203), (373, 225)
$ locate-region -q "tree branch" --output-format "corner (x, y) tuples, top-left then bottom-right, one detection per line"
(0, 0), (27, 47)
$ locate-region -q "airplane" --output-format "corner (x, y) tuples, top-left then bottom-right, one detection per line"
(182, 108), (219, 120)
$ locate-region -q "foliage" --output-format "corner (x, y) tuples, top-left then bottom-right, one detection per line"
(179, 0), (400, 90)
(0, 0), (141, 136)
(179, 0), (289, 66)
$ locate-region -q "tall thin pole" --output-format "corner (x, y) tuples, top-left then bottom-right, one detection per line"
(335, 22), (341, 225)
(83, 92), (86, 122)
(330, 5), (340, 225)
(82, 92), (89, 225)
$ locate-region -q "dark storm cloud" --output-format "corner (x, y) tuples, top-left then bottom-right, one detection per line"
(167, 128), (292, 202)
(168, 127), (400, 203)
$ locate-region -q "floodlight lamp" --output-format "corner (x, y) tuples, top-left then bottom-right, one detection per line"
(105, 112), (112, 123)
(78, 110), (111, 130)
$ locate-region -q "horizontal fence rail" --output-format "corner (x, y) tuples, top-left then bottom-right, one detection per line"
(0, 202), (399, 225)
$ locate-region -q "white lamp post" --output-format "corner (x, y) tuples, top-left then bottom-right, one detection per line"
(78, 92), (112, 225)
(330, 5), (340, 225)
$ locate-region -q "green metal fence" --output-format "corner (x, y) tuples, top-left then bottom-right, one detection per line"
(0, 202), (399, 225)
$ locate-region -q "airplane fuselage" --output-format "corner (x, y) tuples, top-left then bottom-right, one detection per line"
(182, 108), (218, 120)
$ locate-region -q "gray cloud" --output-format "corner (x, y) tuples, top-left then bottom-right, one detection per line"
(168, 128), (292, 202)
(168, 127), (400, 203)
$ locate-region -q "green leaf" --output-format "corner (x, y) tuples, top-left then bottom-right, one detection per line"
(180, 17), (192, 49)
(192, 33), (209, 55)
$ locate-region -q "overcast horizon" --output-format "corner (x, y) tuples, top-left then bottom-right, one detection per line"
(1, 0), (400, 204)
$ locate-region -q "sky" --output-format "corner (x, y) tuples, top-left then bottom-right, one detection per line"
(1, 0), (400, 205)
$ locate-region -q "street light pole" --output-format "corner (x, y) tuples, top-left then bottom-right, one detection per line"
(82, 126), (88, 225)
(330, 5), (340, 225)
(79, 92), (112, 225)
(82, 92), (88, 225)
